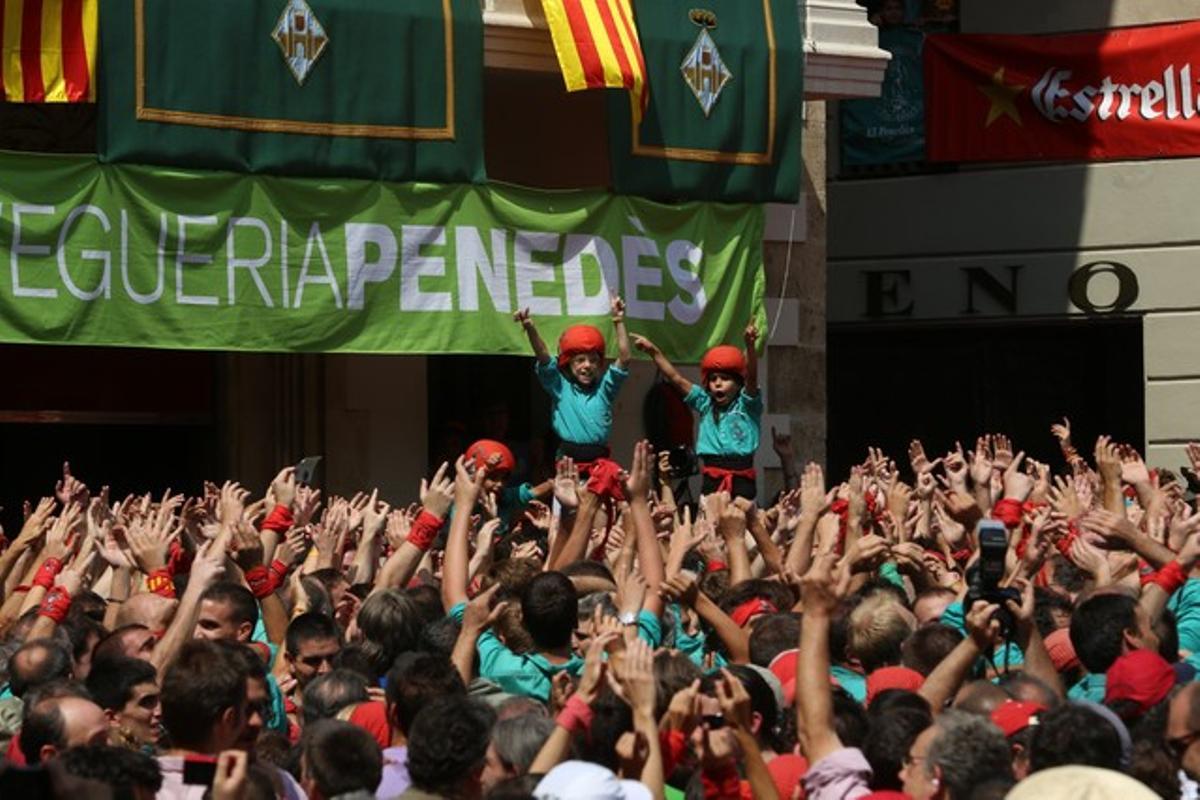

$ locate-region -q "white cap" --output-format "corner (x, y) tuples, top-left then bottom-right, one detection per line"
(534, 761), (653, 800)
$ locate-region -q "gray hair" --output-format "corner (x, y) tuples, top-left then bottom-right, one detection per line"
(925, 709), (1013, 800)
(491, 714), (556, 775)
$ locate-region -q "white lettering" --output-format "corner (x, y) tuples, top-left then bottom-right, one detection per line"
(514, 231), (562, 316)
(345, 223), (396, 310)
(176, 215), (219, 306)
(1097, 76), (1119, 120)
(621, 236), (665, 321)
(227, 217), (274, 307)
(562, 234), (618, 316)
(665, 239), (706, 325)
(1068, 86), (1097, 122)
(400, 225), (450, 311)
(122, 211), (165, 304)
(10, 203), (57, 298)
(56, 204), (111, 301)
(1141, 79), (1165, 119)
(1166, 65), (1180, 119)
(455, 227), (510, 312)
(293, 222), (342, 309)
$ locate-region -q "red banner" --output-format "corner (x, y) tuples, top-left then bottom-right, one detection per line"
(926, 21), (1200, 162)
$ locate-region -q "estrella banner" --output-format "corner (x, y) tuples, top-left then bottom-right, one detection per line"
(99, 0), (484, 183)
(607, 0), (803, 203)
(926, 20), (1200, 162)
(0, 151), (766, 361)
(1, 0), (97, 102)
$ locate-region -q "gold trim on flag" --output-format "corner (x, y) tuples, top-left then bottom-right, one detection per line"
(630, 0), (775, 165)
(133, 0), (456, 140)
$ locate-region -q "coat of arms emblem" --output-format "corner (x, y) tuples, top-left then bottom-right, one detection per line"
(680, 9), (731, 117)
(273, 0), (328, 85)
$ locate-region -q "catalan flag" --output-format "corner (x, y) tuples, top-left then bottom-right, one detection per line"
(541, 0), (647, 118)
(1, 0), (97, 102)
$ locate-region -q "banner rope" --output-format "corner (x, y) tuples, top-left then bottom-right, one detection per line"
(768, 206), (797, 341)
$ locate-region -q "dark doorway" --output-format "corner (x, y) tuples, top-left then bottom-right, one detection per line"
(826, 317), (1144, 478)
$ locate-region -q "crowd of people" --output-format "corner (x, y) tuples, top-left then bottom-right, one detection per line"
(0, 308), (1198, 799)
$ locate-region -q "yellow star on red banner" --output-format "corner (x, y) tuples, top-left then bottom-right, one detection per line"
(978, 67), (1024, 127)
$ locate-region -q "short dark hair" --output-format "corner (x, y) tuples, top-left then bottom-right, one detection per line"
(719, 579), (796, 620)
(93, 624), (151, 663)
(1029, 703), (1123, 772)
(832, 687), (869, 749)
(213, 639), (267, 681)
(519, 572), (578, 650)
(925, 710), (1013, 800)
(160, 639), (248, 750)
(303, 669), (369, 726)
(357, 590), (422, 679)
(407, 697), (496, 795)
(302, 719), (382, 798)
(59, 744), (163, 794)
(749, 613), (801, 667)
(385, 653), (466, 735)
(863, 707), (932, 790)
(85, 656), (158, 712)
(417, 617), (461, 661)
(1070, 593), (1138, 674)
(199, 581), (260, 629)
(286, 612), (342, 655)
(21, 697), (67, 763)
(902, 624), (963, 676)
(63, 613), (106, 664)
(725, 665), (779, 747)
(10, 638), (73, 698)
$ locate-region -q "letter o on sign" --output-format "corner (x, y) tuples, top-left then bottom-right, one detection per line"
(1067, 261), (1139, 315)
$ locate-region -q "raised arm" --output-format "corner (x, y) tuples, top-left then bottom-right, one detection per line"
(633, 335), (692, 395)
(797, 553), (847, 764)
(514, 308), (551, 365)
(743, 322), (759, 396)
(611, 296), (631, 368)
(625, 441), (664, 618)
(442, 457), (486, 610)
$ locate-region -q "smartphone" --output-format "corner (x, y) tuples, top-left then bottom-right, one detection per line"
(182, 754), (218, 786)
(295, 455), (323, 486)
(977, 519), (1008, 588)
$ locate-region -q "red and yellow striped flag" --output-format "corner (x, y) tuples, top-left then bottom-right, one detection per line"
(541, 0), (647, 118)
(1, 0), (97, 102)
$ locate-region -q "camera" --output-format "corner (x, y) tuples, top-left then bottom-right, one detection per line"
(964, 519), (1022, 638)
(666, 445), (698, 478)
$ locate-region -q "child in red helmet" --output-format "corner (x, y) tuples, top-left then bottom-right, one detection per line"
(634, 323), (762, 500)
(460, 438), (552, 530)
(513, 297), (631, 475)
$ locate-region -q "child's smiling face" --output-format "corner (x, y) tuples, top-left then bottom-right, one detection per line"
(569, 352), (602, 386)
(706, 372), (741, 406)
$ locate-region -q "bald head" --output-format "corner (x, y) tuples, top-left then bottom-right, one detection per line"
(10, 639), (72, 698)
(953, 680), (1008, 716)
(22, 696), (109, 764)
(116, 592), (178, 631)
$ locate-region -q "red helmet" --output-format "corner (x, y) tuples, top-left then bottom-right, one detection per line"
(464, 439), (516, 477)
(700, 345), (746, 384)
(557, 325), (606, 369)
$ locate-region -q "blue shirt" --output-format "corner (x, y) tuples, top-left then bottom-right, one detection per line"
(684, 385), (763, 458)
(1068, 673), (1107, 703)
(536, 361), (628, 446)
(1168, 579), (1200, 655)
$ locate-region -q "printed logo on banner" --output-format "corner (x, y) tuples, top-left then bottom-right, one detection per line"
(680, 9), (731, 118)
(273, 0), (329, 85)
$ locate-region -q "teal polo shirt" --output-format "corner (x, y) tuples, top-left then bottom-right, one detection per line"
(536, 361), (628, 446)
(684, 385), (763, 459)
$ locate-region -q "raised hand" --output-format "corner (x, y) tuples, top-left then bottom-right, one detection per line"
(1002, 452), (1034, 501)
(1051, 418), (1072, 447)
(512, 308), (534, 328)
(218, 482), (250, 526)
(14, 497), (55, 548)
(992, 434), (1014, 471)
(1094, 435), (1122, 482)
(420, 462), (454, 518)
(1118, 444), (1151, 487)
(230, 521), (264, 571)
(294, 485), (322, 528)
(361, 489), (391, 542)
(715, 668), (754, 733)
(771, 426), (794, 462)
(623, 441), (653, 500)
(54, 462), (89, 508)
(270, 467), (297, 510)
(968, 435), (993, 486)
(632, 334), (659, 355)
(743, 322), (759, 349)
(554, 458), (580, 510)
(610, 295), (626, 322)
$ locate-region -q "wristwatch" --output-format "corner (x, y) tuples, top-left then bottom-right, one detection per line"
(618, 611), (638, 626)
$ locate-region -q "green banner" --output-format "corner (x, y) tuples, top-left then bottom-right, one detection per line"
(0, 152), (765, 360)
(99, 0), (484, 184)
(839, 27), (925, 167)
(608, 0), (803, 203)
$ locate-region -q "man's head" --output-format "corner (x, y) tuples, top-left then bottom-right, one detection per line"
(902, 624), (963, 676)
(1070, 592), (1156, 674)
(160, 639), (248, 753)
(520, 572), (578, 651)
(1028, 702), (1124, 773)
(385, 653), (466, 742)
(115, 592), (178, 633)
(213, 640), (271, 754)
(300, 719), (382, 800)
(9, 638), (73, 698)
(407, 696), (496, 800)
(482, 714), (555, 791)
(59, 744), (163, 800)
(748, 613), (801, 668)
(64, 614), (106, 682)
(901, 709), (1012, 800)
(93, 624), (158, 664)
(194, 582), (258, 642)
(357, 590), (422, 679)
(21, 695), (110, 764)
(285, 612), (342, 688)
(849, 593), (917, 673)
(913, 588), (957, 627)
(302, 669), (369, 727)
(85, 656), (162, 748)
(1168, 682), (1200, 780)
(864, 707), (933, 791)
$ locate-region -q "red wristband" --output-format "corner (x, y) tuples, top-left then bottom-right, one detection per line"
(37, 587), (72, 624)
(406, 510), (444, 552)
(167, 539), (193, 577)
(145, 568), (176, 599)
(1145, 560), (1189, 595)
(245, 565), (277, 599)
(12, 585), (29, 594)
(661, 729), (688, 775)
(951, 548), (973, 565)
(706, 560), (729, 573)
(991, 498), (1024, 529)
(269, 559), (290, 584)
(555, 693), (595, 736)
(32, 557), (63, 590)
(261, 504), (295, 534)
